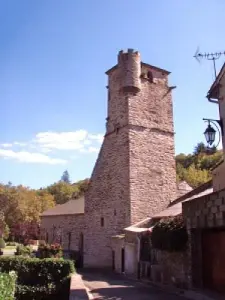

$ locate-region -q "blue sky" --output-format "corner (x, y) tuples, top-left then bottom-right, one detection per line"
(0, 0), (225, 188)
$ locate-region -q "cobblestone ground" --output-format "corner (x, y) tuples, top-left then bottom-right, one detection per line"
(81, 270), (187, 300)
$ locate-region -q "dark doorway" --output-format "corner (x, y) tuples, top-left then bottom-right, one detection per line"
(68, 232), (71, 250)
(78, 233), (84, 268)
(112, 250), (115, 271)
(202, 229), (225, 294)
(121, 248), (125, 273)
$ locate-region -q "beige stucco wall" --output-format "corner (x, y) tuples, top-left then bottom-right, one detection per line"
(40, 214), (84, 251)
(212, 161), (225, 191)
(111, 237), (125, 273)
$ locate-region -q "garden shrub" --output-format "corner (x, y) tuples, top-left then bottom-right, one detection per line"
(15, 244), (33, 257)
(0, 257), (75, 286)
(6, 242), (18, 247)
(38, 242), (63, 259)
(0, 271), (17, 300)
(15, 279), (70, 300)
(0, 257), (74, 300)
(151, 215), (188, 252)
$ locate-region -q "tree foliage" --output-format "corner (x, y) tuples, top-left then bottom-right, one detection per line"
(60, 170), (70, 184)
(176, 142), (223, 188)
(0, 177), (89, 242)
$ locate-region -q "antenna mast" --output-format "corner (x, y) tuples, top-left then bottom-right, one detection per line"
(194, 49), (225, 78)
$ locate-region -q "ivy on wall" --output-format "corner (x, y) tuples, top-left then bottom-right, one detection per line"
(151, 216), (188, 252)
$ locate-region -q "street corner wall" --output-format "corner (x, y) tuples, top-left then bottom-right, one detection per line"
(83, 131), (130, 268)
(40, 214), (85, 251)
(182, 188), (225, 288)
(212, 161), (225, 192)
(182, 188), (225, 229)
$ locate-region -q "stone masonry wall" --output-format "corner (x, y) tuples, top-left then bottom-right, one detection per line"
(40, 215), (84, 251)
(84, 127), (130, 267)
(84, 50), (177, 268)
(129, 67), (177, 224)
(183, 188), (225, 229)
(183, 188), (225, 288)
(153, 250), (189, 288)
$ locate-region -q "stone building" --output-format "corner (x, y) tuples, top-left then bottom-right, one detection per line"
(181, 63), (225, 295)
(41, 49), (177, 269)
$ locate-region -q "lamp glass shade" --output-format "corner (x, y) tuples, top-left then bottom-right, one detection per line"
(204, 124), (216, 145)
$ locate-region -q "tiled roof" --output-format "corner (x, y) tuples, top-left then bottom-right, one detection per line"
(170, 180), (213, 206)
(41, 197), (84, 217)
(152, 183), (213, 219)
(126, 180), (213, 232)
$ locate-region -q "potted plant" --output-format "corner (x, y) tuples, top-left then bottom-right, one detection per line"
(0, 236), (6, 255)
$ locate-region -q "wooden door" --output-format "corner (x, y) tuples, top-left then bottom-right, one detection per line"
(202, 229), (225, 294)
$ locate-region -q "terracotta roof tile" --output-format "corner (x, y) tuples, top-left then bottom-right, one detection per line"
(41, 197), (84, 217)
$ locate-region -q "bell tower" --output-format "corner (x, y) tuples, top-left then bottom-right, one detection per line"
(84, 49), (177, 267)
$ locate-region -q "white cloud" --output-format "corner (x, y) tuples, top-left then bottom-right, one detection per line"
(0, 149), (67, 165)
(1, 143), (13, 148)
(14, 142), (27, 146)
(80, 146), (100, 154)
(88, 133), (104, 144)
(0, 130), (103, 164)
(34, 130), (89, 150)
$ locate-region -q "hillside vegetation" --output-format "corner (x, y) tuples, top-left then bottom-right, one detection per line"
(176, 142), (223, 188)
(0, 142), (222, 242)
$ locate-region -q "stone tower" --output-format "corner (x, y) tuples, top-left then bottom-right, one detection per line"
(84, 49), (177, 267)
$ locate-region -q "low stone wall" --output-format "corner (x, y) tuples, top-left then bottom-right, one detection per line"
(69, 274), (89, 300)
(152, 250), (189, 288)
(183, 188), (225, 229)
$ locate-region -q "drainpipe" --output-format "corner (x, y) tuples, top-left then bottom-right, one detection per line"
(136, 234), (141, 279)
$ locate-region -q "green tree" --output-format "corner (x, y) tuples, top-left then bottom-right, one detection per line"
(47, 181), (76, 204)
(61, 170), (71, 184)
(183, 164), (211, 188)
(193, 142), (207, 156)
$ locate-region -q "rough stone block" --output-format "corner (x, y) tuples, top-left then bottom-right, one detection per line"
(215, 197), (222, 206)
(211, 206), (218, 214)
(220, 204), (225, 212)
(206, 200), (213, 208)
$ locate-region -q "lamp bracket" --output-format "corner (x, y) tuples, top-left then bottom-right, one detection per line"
(203, 118), (223, 135)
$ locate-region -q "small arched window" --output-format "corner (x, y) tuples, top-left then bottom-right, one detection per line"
(147, 71), (153, 82)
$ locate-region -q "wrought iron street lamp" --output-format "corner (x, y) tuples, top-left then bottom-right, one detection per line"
(203, 118), (223, 148)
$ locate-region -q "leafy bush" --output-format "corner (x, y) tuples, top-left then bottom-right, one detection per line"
(6, 242), (18, 247)
(15, 279), (70, 300)
(15, 284), (56, 300)
(151, 216), (188, 252)
(0, 257), (74, 300)
(15, 244), (32, 257)
(0, 237), (5, 249)
(38, 242), (63, 259)
(0, 257), (75, 286)
(0, 271), (17, 300)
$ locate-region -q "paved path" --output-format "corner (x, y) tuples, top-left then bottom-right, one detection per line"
(81, 270), (187, 300)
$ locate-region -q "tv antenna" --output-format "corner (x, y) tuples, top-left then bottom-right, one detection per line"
(194, 48), (225, 79)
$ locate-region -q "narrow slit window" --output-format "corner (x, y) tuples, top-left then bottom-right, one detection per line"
(101, 217), (104, 227)
(147, 71), (153, 82)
